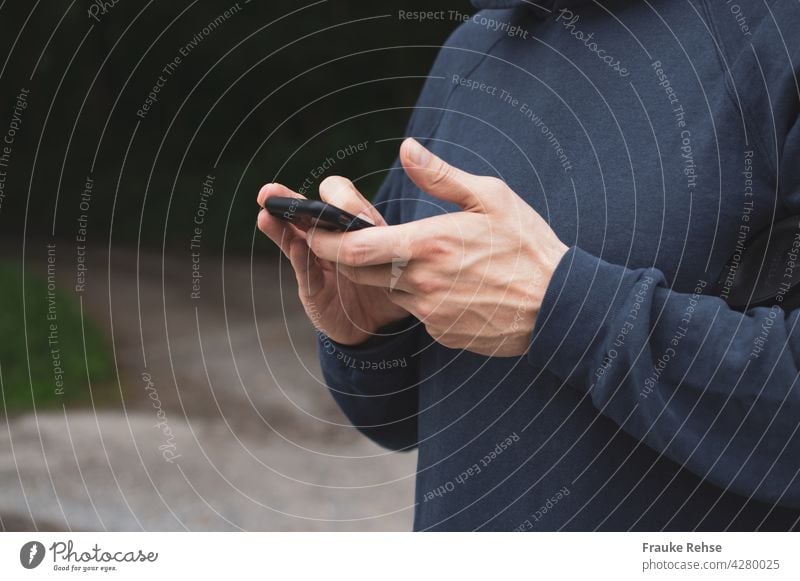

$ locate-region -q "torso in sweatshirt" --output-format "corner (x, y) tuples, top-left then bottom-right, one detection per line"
(319, 0), (800, 530)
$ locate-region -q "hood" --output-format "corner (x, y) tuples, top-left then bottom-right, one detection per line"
(471, 0), (592, 17)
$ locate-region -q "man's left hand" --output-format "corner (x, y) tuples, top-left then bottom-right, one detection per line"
(306, 138), (569, 357)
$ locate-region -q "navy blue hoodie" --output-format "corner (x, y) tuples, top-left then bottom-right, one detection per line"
(318, 0), (800, 530)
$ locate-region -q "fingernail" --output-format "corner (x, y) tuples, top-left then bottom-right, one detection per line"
(407, 138), (430, 166)
(355, 210), (375, 226)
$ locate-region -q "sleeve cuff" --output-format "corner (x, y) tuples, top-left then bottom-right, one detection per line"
(317, 316), (420, 381)
(526, 245), (633, 389)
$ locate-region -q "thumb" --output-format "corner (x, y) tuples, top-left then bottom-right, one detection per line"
(400, 137), (495, 213)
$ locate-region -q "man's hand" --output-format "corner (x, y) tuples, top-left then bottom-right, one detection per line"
(306, 138), (569, 357)
(257, 177), (409, 346)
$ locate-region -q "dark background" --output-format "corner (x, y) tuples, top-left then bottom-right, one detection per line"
(0, 0), (468, 255)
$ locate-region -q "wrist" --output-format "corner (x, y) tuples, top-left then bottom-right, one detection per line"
(325, 314), (417, 351)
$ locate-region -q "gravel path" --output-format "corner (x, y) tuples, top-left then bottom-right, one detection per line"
(0, 247), (416, 531)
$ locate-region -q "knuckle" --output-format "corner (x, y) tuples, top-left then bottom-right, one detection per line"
(414, 275), (439, 295)
(483, 176), (506, 191)
(482, 176), (510, 206)
(341, 241), (365, 265)
(430, 161), (452, 188)
(404, 268), (424, 289)
(411, 236), (446, 260)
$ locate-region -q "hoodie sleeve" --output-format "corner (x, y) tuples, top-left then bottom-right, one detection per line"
(319, 314), (422, 452)
(318, 162), (422, 451)
(527, 245), (800, 508)
(529, 0), (800, 509)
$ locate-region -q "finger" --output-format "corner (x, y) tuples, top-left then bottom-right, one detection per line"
(257, 182), (304, 208)
(336, 262), (412, 291)
(319, 175), (382, 226)
(306, 220), (420, 266)
(399, 138), (498, 213)
(289, 238), (325, 298)
(256, 182), (308, 255)
(257, 208), (305, 256)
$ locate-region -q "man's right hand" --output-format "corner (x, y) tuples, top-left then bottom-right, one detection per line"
(257, 176), (409, 346)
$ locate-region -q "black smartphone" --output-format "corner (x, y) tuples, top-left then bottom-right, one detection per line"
(265, 197), (374, 232)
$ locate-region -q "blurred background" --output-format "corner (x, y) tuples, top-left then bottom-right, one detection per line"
(0, 0), (469, 531)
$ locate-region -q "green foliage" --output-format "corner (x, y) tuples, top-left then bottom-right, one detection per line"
(0, 263), (115, 413)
